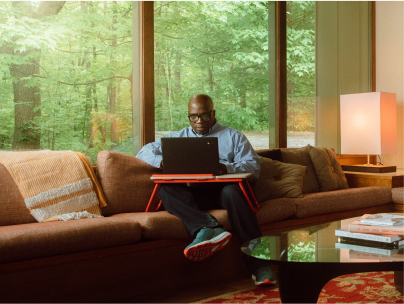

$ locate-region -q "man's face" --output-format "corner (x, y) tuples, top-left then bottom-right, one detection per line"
(188, 100), (216, 135)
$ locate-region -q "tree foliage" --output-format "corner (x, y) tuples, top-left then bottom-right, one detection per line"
(0, 1), (315, 161)
(154, 1), (315, 133)
(155, 1), (271, 132)
(0, 1), (133, 162)
(286, 1), (315, 132)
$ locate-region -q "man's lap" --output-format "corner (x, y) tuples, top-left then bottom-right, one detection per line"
(159, 182), (244, 210)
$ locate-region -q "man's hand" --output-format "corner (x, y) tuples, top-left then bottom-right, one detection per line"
(161, 160), (164, 168)
(219, 163), (227, 174)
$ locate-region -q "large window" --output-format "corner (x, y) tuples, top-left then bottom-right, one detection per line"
(153, 1), (371, 152)
(0, 1), (135, 163)
(1, 2), (372, 158)
(154, 1), (272, 150)
(286, 1), (315, 148)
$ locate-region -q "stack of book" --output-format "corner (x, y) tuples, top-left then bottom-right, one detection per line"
(335, 213), (404, 261)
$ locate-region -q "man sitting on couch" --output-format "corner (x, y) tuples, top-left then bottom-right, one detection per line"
(136, 94), (275, 287)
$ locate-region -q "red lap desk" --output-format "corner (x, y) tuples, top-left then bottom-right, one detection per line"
(146, 173), (259, 213)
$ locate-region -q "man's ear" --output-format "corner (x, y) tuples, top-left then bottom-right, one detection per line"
(213, 109), (216, 118)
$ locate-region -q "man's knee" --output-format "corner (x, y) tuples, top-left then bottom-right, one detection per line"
(220, 183), (256, 211)
(221, 184), (244, 200)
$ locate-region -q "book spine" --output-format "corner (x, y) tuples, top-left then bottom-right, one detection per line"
(348, 224), (404, 235)
(335, 242), (394, 255)
(338, 237), (399, 249)
(349, 251), (404, 261)
(335, 230), (396, 242)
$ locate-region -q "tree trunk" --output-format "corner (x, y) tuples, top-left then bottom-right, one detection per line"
(240, 91), (247, 109)
(10, 60), (41, 149)
(85, 84), (92, 141)
(287, 82), (295, 132)
(165, 51), (173, 130)
(2, 1), (65, 150)
(174, 53), (181, 90)
(110, 82), (117, 143)
(81, 1), (93, 142)
(109, 1), (118, 143)
(93, 85), (98, 113)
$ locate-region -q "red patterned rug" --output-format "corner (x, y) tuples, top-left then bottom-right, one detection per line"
(197, 272), (404, 303)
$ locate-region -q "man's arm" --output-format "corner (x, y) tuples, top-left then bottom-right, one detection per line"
(135, 139), (163, 168)
(221, 132), (260, 182)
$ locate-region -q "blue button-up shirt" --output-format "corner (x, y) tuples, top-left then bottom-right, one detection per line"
(136, 121), (260, 182)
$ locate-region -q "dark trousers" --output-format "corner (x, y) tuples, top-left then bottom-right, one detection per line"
(158, 182), (264, 274)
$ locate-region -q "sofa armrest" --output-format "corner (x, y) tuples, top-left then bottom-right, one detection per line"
(392, 187), (404, 205)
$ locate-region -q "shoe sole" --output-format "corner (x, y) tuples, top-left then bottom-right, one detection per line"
(184, 232), (232, 262)
(252, 275), (276, 287)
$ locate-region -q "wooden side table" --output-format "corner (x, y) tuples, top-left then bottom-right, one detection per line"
(344, 169), (404, 189)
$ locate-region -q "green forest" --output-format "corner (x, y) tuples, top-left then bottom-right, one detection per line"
(0, 1), (315, 162)
(155, 1), (315, 133)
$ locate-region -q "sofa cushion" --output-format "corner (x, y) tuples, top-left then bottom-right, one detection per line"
(281, 146), (320, 194)
(97, 151), (163, 216)
(253, 157), (306, 203)
(294, 187), (392, 218)
(308, 145), (349, 192)
(0, 217), (141, 264)
(111, 211), (215, 240)
(111, 198), (296, 240)
(0, 164), (37, 226)
(256, 198), (296, 225)
(392, 187), (403, 205)
(112, 209), (236, 240)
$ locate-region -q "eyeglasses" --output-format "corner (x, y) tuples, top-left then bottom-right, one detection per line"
(188, 110), (213, 122)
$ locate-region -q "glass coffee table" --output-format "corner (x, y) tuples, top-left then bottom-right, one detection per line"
(241, 216), (404, 303)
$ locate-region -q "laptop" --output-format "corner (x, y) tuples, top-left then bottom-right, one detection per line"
(161, 137), (220, 175)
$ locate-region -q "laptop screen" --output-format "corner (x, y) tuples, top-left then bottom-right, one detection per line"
(161, 137), (220, 175)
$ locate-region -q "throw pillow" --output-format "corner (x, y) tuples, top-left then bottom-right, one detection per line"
(281, 145), (320, 194)
(253, 157), (306, 203)
(256, 149), (283, 162)
(307, 144), (349, 191)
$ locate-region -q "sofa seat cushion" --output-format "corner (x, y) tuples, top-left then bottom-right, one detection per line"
(111, 212), (191, 240)
(294, 187), (392, 218)
(111, 211), (231, 240)
(112, 199), (296, 240)
(0, 217), (141, 264)
(256, 198), (296, 225)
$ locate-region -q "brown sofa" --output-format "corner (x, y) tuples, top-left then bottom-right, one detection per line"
(0, 148), (399, 303)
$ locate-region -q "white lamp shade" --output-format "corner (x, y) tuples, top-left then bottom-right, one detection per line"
(340, 92), (396, 155)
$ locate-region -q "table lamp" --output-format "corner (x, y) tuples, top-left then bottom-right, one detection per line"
(340, 92), (397, 173)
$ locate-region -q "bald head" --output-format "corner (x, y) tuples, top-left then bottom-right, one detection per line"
(187, 94), (216, 134)
(188, 94), (213, 110)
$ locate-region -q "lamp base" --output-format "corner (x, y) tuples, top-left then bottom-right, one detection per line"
(341, 164), (396, 173)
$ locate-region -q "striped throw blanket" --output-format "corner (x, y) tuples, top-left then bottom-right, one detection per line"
(0, 150), (107, 222)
